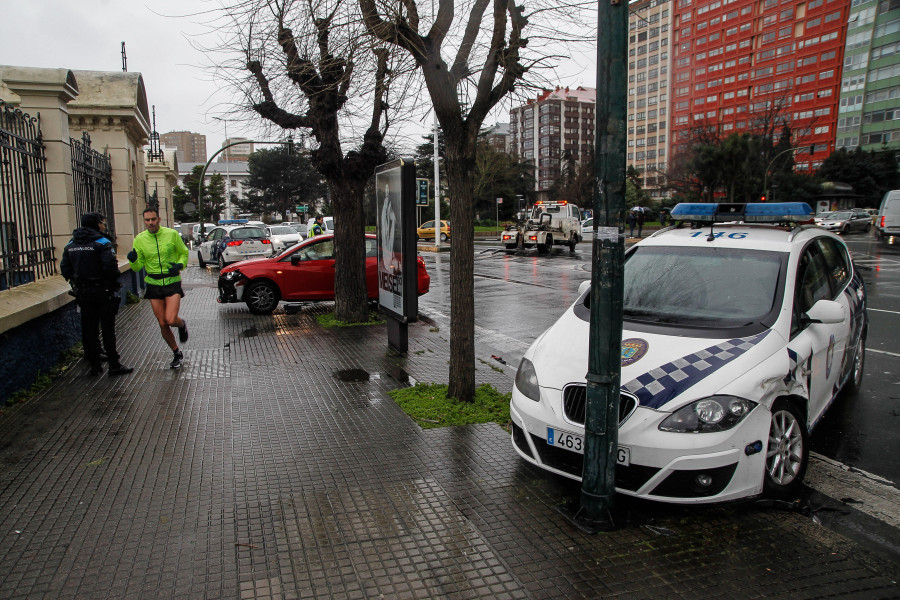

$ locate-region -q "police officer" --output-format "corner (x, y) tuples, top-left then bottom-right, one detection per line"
(60, 213), (133, 377)
(308, 215), (324, 238)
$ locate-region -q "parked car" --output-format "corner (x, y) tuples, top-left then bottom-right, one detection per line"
(192, 222), (217, 244)
(267, 225), (303, 253)
(814, 209), (871, 234)
(217, 233), (431, 314)
(855, 208), (878, 225)
(876, 190), (900, 240)
(292, 223), (308, 237)
(416, 220), (451, 241)
(510, 202), (867, 504)
(197, 224), (273, 269)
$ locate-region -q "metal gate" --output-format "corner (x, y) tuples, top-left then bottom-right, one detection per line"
(71, 132), (115, 243)
(0, 100), (56, 291)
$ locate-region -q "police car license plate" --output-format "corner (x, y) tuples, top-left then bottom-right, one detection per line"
(547, 428), (630, 466)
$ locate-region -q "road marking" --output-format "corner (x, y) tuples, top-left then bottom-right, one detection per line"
(868, 308), (900, 315)
(807, 453), (900, 529)
(868, 348), (900, 358)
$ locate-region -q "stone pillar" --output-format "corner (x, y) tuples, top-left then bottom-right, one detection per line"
(145, 150), (179, 228)
(68, 71), (151, 256)
(0, 67), (79, 262)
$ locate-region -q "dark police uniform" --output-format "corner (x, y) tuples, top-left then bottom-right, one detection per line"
(60, 213), (132, 376)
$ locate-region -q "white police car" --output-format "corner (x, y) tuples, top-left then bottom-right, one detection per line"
(510, 202), (867, 503)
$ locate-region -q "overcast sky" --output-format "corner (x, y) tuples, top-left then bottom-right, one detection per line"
(1, 0), (597, 158)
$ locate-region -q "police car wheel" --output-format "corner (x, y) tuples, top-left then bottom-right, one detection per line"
(245, 281), (279, 315)
(763, 400), (809, 499)
(197, 250), (206, 268)
(218, 254), (227, 269)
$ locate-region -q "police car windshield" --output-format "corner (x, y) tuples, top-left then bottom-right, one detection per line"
(622, 246), (786, 328)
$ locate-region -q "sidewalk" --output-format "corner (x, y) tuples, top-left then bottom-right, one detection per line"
(0, 266), (896, 599)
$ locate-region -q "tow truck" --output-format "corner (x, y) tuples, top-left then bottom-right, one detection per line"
(501, 200), (584, 253)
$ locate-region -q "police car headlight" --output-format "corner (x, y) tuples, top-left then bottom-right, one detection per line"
(515, 358), (541, 402)
(659, 396), (756, 433)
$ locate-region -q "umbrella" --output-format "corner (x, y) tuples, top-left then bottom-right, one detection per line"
(630, 206), (647, 213)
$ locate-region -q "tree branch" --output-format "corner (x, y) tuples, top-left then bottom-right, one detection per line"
(246, 59), (314, 130)
(450, 0), (491, 81)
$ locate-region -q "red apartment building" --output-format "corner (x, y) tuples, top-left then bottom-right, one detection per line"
(670, 0), (851, 172)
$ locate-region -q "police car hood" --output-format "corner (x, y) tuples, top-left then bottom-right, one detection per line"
(530, 306), (784, 411)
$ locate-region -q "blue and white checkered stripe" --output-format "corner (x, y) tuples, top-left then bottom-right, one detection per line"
(784, 348), (799, 385)
(622, 331), (770, 409)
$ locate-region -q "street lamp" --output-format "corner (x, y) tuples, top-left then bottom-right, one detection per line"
(762, 145), (814, 202)
(212, 117), (233, 220)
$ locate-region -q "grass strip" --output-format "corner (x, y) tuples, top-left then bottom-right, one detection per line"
(388, 383), (511, 429)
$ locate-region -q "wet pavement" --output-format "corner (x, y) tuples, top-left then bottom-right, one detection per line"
(0, 264), (897, 599)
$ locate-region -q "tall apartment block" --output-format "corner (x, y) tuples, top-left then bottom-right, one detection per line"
(836, 0), (900, 151)
(219, 137), (254, 162)
(628, 0), (674, 199)
(159, 131), (207, 164)
(508, 86), (596, 201)
(670, 0), (851, 172)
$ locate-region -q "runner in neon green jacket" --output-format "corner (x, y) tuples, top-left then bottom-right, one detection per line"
(127, 208), (191, 369)
(129, 224), (189, 286)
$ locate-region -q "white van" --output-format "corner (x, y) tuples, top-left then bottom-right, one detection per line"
(192, 223), (217, 244)
(876, 190), (900, 239)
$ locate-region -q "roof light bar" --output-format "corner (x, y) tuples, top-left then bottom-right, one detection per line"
(670, 202), (813, 223)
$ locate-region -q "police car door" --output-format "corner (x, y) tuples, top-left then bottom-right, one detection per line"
(789, 241), (851, 428)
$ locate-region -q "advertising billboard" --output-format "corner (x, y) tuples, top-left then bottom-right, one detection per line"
(375, 159), (418, 331)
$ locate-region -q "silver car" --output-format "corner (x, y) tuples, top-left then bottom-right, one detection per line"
(197, 225), (273, 268)
(814, 210), (872, 234)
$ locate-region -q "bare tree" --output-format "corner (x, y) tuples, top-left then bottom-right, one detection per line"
(358, 0), (592, 401)
(204, 0), (414, 322)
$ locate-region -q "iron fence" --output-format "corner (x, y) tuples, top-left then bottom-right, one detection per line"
(0, 100), (56, 291)
(71, 132), (115, 243)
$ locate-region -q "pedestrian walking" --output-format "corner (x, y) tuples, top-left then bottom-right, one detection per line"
(128, 208), (190, 368)
(636, 209), (645, 237)
(659, 212), (667, 228)
(628, 211), (637, 238)
(60, 212), (133, 377)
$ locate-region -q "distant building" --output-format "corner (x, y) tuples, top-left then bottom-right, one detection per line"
(160, 131), (207, 164)
(179, 161), (250, 219)
(481, 122), (510, 152)
(835, 0), (900, 153)
(669, 0), (849, 173)
(627, 0), (674, 199)
(219, 137), (254, 162)
(509, 86), (596, 201)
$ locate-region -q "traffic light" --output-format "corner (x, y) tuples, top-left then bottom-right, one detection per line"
(760, 194), (767, 202)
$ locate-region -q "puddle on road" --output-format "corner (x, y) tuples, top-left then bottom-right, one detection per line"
(387, 365), (417, 386)
(333, 369), (370, 382)
(332, 367), (417, 386)
(240, 328), (259, 338)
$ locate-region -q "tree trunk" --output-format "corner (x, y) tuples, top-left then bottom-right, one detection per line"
(330, 178), (369, 323)
(445, 143), (477, 403)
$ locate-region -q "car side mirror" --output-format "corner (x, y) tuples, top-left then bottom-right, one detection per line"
(802, 299), (846, 325)
(578, 280), (591, 296)
(290, 255), (302, 266)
